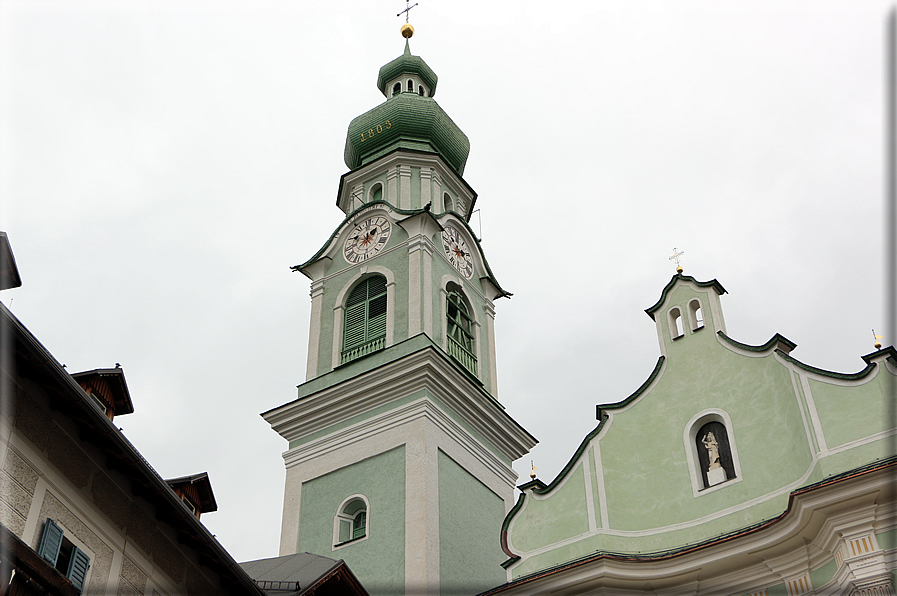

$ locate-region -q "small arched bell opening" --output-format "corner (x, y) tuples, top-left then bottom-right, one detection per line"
(669, 307), (684, 340)
(369, 183), (383, 203)
(689, 299), (704, 331)
(407, 79), (414, 92)
(392, 82), (401, 97)
(444, 192), (454, 213)
(418, 85), (424, 96)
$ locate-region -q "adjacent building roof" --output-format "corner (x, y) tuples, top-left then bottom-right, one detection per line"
(0, 231), (22, 290)
(1, 301), (264, 595)
(71, 367), (135, 416)
(239, 553), (368, 596)
(165, 472), (219, 513)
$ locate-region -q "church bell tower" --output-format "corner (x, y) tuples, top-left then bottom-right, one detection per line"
(262, 25), (537, 595)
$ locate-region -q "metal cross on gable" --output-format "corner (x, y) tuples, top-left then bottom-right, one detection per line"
(397, 0), (419, 23)
(669, 248), (685, 270)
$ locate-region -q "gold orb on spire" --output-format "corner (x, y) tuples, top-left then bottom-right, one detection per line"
(676, 265), (683, 274)
(401, 23), (414, 38)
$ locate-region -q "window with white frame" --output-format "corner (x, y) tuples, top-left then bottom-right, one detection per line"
(334, 496), (369, 547)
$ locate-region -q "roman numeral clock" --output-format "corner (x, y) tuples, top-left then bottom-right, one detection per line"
(343, 215), (392, 264)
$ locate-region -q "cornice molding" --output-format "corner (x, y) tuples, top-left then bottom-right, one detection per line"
(263, 345), (536, 462)
(282, 397), (519, 489)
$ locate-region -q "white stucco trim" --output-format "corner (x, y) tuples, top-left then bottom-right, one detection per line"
(581, 458), (597, 532)
(592, 443), (610, 530)
(798, 373), (829, 454)
(267, 346), (536, 461)
(784, 359), (820, 455)
(306, 280), (325, 381)
(282, 397), (517, 492)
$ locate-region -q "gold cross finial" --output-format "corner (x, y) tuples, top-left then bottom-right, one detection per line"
(530, 461), (537, 480)
(873, 329), (883, 350)
(669, 248), (685, 274)
(398, 1), (419, 23)
(397, 1), (418, 38)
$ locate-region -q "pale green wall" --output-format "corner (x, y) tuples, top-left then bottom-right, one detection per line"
(877, 527), (897, 551)
(601, 345), (810, 531)
(812, 372), (890, 448)
(297, 446), (406, 592)
(513, 463), (589, 553)
(809, 558), (837, 592)
(505, 279), (895, 581)
(437, 450), (507, 593)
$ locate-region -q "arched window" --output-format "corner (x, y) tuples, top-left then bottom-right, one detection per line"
(370, 182), (383, 203)
(342, 276), (387, 364)
(695, 421), (735, 488)
(334, 496), (368, 546)
(689, 299), (704, 331)
(418, 85), (424, 96)
(443, 192), (454, 213)
(392, 82), (401, 96)
(446, 288), (477, 375)
(669, 307), (684, 340)
(407, 79), (414, 92)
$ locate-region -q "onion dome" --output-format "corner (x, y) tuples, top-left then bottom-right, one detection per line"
(344, 40), (470, 175)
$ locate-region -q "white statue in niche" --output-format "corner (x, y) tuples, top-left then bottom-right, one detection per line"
(702, 431), (727, 486)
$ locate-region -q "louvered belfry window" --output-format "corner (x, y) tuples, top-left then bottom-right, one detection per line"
(446, 290), (477, 375)
(342, 276), (387, 364)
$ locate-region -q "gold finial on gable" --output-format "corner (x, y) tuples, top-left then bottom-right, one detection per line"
(669, 248), (685, 274)
(873, 329), (883, 350)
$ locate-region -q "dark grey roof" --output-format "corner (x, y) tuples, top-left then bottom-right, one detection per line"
(239, 553), (343, 595)
(1, 231), (22, 290)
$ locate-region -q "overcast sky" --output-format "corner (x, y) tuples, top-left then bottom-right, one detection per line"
(1, 0), (892, 564)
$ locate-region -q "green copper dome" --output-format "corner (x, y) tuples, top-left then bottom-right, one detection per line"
(344, 41), (470, 175)
(376, 40), (438, 97)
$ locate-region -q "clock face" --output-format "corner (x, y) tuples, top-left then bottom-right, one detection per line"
(441, 226), (474, 278)
(344, 215), (391, 264)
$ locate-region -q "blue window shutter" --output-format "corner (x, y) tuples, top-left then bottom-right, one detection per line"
(66, 546), (91, 593)
(37, 519), (63, 566)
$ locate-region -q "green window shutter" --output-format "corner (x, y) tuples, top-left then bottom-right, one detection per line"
(367, 294), (387, 340)
(353, 511), (366, 539)
(37, 519), (64, 566)
(66, 547), (90, 593)
(343, 276), (388, 354)
(344, 302), (367, 349)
